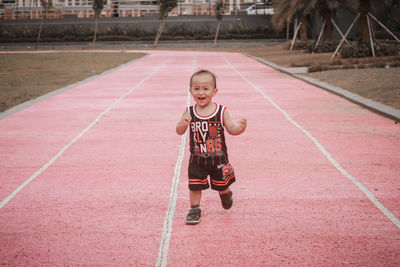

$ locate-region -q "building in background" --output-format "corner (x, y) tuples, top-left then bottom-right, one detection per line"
(0, 0), (259, 19)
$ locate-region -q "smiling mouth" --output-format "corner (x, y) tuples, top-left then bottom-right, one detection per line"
(198, 97), (206, 100)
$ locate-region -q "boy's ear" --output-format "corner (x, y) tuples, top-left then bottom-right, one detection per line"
(213, 88), (218, 96)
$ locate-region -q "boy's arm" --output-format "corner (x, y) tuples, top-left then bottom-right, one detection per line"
(176, 109), (192, 135)
(223, 109), (247, 136)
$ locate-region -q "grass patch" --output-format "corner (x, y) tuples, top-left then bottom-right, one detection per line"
(302, 68), (400, 109)
(0, 52), (145, 112)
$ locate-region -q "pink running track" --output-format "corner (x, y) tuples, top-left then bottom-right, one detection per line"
(0, 50), (399, 266)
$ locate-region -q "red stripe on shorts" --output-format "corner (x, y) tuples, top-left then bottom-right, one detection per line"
(211, 174), (235, 186)
(189, 178), (208, 185)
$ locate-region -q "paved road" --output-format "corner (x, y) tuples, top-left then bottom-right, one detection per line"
(0, 50), (399, 266)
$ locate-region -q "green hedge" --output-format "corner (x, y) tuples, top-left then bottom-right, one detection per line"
(287, 40), (400, 58)
(0, 22), (278, 42)
(341, 41), (400, 58)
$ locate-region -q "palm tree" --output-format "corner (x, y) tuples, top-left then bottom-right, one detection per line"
(272, 0), (311, 42)
(356, 0), (392, 42)
(331, 0), (397, 58)
(272, 0), (343, 42)
(154, 0), (177, 47)
(313, 0), (341, 42)
(92, 0), (104, 45)
(40, 0), (52, 18)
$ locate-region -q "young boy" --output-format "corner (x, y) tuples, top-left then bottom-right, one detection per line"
(176, 69), (247, 225)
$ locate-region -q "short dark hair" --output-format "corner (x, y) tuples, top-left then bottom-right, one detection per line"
(190, 69), (217, 88)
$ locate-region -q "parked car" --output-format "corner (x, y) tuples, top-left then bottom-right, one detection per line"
(245, 2), (274, 15)
(240, 2), (256, 13)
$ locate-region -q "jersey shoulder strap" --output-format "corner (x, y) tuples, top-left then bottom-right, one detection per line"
(217, 105), (226, 127)
(189, 105), (195, 120)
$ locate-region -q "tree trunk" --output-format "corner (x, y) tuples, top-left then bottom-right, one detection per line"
(299, 16), (307, 41)
(213, 20), (221, 47)
(154, 16), (167, 47)
(359, 0), (370, 42)
(35, 16), (44, 49)
(286, 20), (290, 41)
(93, 17), (99, 45)
(325, 18), (333, 42)
(319, 4), (333, 42)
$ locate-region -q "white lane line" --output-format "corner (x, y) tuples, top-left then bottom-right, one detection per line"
(155, 56), (195, 267)
(222, 55), (400, 230)
(0, 56), (170, 210)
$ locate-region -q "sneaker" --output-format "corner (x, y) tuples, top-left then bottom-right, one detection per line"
(186, 207), (201, 225)
(220, 190), (233, 210)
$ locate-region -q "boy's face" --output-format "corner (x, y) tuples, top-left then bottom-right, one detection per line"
(190, 73), (218, 108)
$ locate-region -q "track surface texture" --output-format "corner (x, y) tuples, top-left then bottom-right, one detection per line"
(1, 51), (399, 266)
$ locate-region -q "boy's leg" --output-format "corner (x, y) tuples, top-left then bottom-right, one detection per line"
(190, 190), (202, 207)
(219, 187), (233, 210)
(186, 190), (202, 225)
(210, 162), (235, 210)
(219, 188), (230, 195)
(187, 162), (209, 225)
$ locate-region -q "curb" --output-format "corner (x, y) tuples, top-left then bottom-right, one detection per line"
(248, 55), (400, 123)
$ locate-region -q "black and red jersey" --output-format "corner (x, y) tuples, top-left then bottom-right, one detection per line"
(188, 104), (229, 166)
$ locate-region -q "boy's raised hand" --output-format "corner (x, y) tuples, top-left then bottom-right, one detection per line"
(181, 110), (192, 126)
(238, 118), (247, 131)
(176, 110), (192, 135)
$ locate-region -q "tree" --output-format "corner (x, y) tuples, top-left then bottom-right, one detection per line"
(92, 0), (104, 45)
(36, 0), (53, 49)
(272, 0), (343, 43)
(272, 0), (311, 42)
(40, 0), (52, 18)
(313, 0), (341, 42)
(213, 0), (224, 47)
(154, 0), (177, 47)
(358, 0), (370, 42)
(332, 0), (397, 58)
(355, 0), (392, 42)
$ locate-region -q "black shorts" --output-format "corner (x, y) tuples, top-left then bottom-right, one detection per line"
(188, 159), (236, 191)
